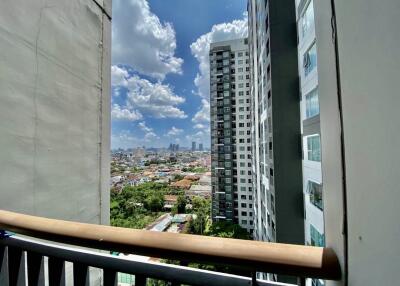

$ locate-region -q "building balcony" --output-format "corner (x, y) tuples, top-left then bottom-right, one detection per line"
(0, 210), (340, 286)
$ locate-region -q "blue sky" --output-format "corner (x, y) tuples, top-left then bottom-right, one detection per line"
(111, 0), (248, 149)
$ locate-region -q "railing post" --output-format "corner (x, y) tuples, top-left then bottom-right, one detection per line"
(48, 257), (66, 286)
(8, 246), (26, 286)
(27, 252), (45, 286)
(135, 275), (147, 286)
(251, 271), (258, 286)
(103, 269), (117, 286)
(0, 245), (9, 286)
(73, 263), (90, 286)
(297, 277), (306, 286)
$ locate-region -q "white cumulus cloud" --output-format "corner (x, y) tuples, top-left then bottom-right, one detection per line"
(190, 15), (248, 100)
(112, 0), (183, 80)
(138, 121), (153, 133)
(138, 122), (160, 142)
(111, 104), (143, 121)
(126, 75), (187, 119)
(166, 126), (183, 137)
(111, 65), (129, 87)
(144, 131), (159, 141)
(192, 99), (210, 123)
(194, 123), (207, 130)
(111, 66), (187, 119)
(189, 15), (247, 137)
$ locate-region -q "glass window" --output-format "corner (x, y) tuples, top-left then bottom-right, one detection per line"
(310, 224), (325, 247)
(305, 88), (319, 118)
(303, 43), (317, 76)
(238, 60), (243, 64)
(238, 52), (243, 57)
(308, 181), (323, 210)
(307, 135), (321, 162)
(301, 0), (315, 38)
(223, 59), (229, 65)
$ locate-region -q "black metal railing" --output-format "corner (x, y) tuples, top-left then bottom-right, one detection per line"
(0, 210), (341, 286)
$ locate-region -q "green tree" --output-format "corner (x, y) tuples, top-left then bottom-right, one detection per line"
(207, 221), (251, 240)
(189, 197), (210, 235)
(145, 192), (164, 212)
(176, 195), (187, 213)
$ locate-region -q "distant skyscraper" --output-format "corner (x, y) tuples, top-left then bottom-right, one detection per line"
(199, 143), (204, 151)
(192, 141), (196, 151)
(210, 38), (253, 233)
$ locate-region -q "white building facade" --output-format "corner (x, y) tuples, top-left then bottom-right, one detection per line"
(296, 2), (325, 285)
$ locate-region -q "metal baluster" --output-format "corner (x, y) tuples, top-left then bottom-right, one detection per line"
(48, 257), (65, 286)
(8, 247), (25, 286)
(0, 245), (9, 286)
(103, 269), (117, 286)
(135, 275), (147, 286)
(251, 271), (258, 286)
(73, 263), (90, 286)
(27, 252), (45, 286)
(297, 277), (306, 286)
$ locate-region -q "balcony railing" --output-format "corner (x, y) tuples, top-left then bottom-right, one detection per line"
(0, 210), (340, 286)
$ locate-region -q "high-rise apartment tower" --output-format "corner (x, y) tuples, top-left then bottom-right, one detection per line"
(210, 38), (253, 232)
(248, 0), (304, 280)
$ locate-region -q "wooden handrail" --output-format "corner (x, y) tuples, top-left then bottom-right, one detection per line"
(0, 210), (341, 280)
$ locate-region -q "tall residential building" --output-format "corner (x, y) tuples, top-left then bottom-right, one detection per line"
(248, 0), (303, 280)
(192, 141), (196, 152)
(199, 143), (204, 151)
(210, 38), (254, 232)
(295, 0), (325, 259)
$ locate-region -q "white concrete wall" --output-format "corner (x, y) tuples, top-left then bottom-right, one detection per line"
(0, 0), (111, 225)
(334, 0), (400, 285)
(316, 0), (400, 285)
(233, 47), (254, 232)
